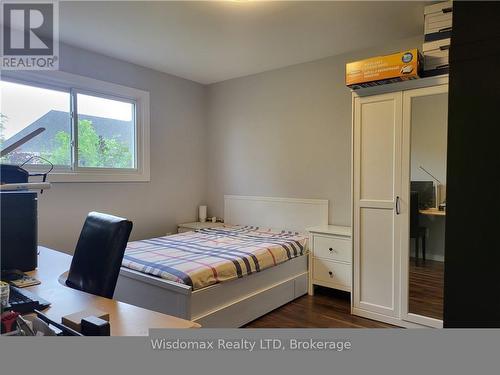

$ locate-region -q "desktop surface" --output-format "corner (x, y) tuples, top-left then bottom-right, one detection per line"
(419, 208), (446, 217)
(24, 247), (199, 335)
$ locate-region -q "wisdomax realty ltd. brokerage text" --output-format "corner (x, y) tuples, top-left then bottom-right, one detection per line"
(150, 337), (352, 352)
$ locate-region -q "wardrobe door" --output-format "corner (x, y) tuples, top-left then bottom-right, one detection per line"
(353, 92), (403, 319)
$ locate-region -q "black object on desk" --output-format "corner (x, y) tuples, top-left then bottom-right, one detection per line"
(1, 269), (26, 281)
(7, 286), (51, 314)
(410, 181), (435, 209)
(81, 316), (111, 336)
(0, 191), (38, 272)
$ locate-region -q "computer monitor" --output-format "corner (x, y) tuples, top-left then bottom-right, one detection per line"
(0, 191), (38, 271)
(410, 181), (435, 209)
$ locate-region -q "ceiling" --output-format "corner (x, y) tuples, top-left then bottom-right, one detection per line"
(60, 1), (426, 84)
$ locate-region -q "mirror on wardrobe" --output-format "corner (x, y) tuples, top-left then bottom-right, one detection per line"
(408, 89), (447, 322)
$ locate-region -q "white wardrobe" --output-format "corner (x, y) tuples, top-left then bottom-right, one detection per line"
(351, 77), (448, 328)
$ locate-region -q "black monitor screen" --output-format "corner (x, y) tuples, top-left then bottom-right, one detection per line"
(410, 181), (435, 209)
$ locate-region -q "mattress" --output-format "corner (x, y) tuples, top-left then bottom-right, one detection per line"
(122, 225), (308, 290)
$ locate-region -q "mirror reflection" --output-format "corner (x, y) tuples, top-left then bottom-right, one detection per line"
(409, 92), (447, 320)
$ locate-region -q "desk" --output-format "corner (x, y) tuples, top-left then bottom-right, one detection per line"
(419, 208), (446, 217)
(25, 247), (200, 335)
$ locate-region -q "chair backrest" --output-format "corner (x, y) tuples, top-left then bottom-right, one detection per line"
(410, 191), (420, 238)
(66, 212), (132, 298)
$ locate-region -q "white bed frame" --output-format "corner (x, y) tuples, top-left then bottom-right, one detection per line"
(114, 195), (328, 327)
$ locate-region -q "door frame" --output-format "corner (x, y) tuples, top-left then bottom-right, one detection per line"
(401, 84), (448, 328)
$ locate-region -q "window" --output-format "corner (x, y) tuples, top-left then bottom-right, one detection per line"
(76, 93), (135, 169)
(0, 81), (71, 167)
(0, 71), (150, 182)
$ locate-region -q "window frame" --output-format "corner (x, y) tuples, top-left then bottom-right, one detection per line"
(72, 88), (138, 172)
(1, 70), (150, 182)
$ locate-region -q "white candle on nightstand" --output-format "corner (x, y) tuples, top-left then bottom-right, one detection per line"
(199, 205), (207, 223)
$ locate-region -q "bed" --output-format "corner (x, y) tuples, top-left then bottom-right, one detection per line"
(113, 195), (328, 327)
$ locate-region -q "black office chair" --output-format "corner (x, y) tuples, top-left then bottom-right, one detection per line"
(410, 191), (427, 262)
(66, 212), (133, 299)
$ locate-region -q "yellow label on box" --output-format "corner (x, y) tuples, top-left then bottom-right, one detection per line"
(346, 49), (421, 89)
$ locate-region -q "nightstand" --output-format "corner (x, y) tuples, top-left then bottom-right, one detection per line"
(177, 221), (224, 233)
(307, 225), (352, 295)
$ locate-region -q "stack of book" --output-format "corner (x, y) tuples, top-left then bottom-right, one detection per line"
(422, 1), (452, 77)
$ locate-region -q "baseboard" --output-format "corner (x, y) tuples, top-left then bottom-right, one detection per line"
(411, 254), (444, 262)
(426, 254), (444, 262)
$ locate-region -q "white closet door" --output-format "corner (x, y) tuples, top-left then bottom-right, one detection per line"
(353, 92), (403, 318)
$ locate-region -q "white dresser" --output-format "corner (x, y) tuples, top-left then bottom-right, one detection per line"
(307, 225), (352, 295)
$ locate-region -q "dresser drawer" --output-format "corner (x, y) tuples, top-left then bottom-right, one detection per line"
(313, 259), (351, 287)
(313, 235), (352, 262)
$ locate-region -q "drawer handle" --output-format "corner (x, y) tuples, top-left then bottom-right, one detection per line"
(328, 271), (334, 277)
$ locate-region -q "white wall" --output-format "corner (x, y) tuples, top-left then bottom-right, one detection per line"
(37, 35), (426, 251)
(205, 36), (422, 225)
(37, 44), (207, 253)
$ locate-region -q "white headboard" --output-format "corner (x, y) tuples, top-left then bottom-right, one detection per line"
(224, 195), (328, 232)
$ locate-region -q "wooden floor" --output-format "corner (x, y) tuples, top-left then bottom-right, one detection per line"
(245, 259), (444, 328)
(245, 287), (393, 328)
(408, 258), (444, 320)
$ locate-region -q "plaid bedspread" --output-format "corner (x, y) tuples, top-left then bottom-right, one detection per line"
(122, 225), (308, 290)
